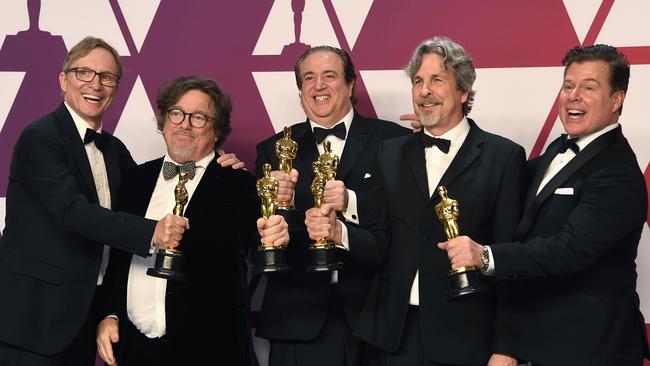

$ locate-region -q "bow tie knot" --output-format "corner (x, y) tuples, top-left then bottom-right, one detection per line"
(420, 133), (451, 153)
(313, 123), (346, 144)
(558, 134), (580, 154)
(163, 161), (196, 180)
(83, 128), (108, 151)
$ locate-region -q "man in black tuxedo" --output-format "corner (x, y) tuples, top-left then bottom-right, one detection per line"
(95, 76), (289, 366)
(0, 37), (189, 366)
(441, 45), (650, 366)
(254, 46), (409, 366)
(351, 37), (527, 366)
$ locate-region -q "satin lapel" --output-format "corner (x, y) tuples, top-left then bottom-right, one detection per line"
(293, 120), (320, 182)
(429, 121), (482, 207)
(337, 115), (369, 181)
(134, 159), (163, 216)
(53, 103), (99, 203)
(101, 133), (122, 208)
(515, 127), (621, 238)
(405, 133), (430, 201)
(524, 140), (561, 208)
(183, 157), (220, 219)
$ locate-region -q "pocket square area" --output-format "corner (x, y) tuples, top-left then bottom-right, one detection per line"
(554, 187), (574, 195)
(363, 173), (372, 179)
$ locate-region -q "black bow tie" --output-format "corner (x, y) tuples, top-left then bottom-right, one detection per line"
(558, 134), (580, 154)
(162, 161), (196, 180)
(313, 123), (346, 144)
(420, 133), (451, 153)
(83, 128), (108, 151)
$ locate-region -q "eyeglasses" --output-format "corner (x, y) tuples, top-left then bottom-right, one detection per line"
(66, 68), (120, 87)
(166, 108), (214, 128)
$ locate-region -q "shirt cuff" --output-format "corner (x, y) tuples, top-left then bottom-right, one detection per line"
(483, 245), (495, 276)
(105, 314), (119, 323)
(342, 189), (359, 224)
(339, 220), (350, 251)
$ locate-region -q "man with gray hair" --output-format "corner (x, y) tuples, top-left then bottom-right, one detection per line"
(353, 36), (527, 365)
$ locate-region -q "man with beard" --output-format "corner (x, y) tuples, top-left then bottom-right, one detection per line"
(96, 76), (289, 366)
(352, 36), (527, 366)
(0, 36), (189, 366)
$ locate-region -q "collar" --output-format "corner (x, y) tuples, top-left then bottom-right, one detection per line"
(423, 117), (470, 146)
(309, 107), (354, 135)
(571, 123), (619, 151)
(64, 101), (103, 141)
(164, 151), (215, 169)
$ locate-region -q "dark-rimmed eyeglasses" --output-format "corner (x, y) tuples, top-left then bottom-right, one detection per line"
(65, 68), (120, 87)
(166, 108), (214, 128)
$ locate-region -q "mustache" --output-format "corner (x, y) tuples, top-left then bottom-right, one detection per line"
(418, 97), (442, 106)
(173, 130), (197, 138)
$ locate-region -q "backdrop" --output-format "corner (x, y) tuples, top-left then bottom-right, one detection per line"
(0, 1), (648, 365)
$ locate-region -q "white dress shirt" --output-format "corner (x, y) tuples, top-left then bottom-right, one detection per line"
(409, 118), (470, 305)
(65, 102), (112, 286)
(126, 151), (214, 338)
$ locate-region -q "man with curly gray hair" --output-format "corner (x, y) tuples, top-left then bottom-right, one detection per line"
(354, 36), (527, 366)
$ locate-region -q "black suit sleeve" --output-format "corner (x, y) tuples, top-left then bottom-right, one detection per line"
(492, 159), (646, 278)
(12, 125), (155, 257)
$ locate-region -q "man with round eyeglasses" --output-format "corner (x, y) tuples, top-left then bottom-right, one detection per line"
(96, 75), (289, 366)
(0, 37), (242, 365)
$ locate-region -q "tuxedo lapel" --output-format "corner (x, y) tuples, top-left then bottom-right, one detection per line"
(515, 127), (622, 238)
(292, 121), (320, 182)
(102, 134), (123, 208)
(429, 120), (483, 206)
(184, 157), (220, 219)
(53, 103), (99, 203)
(404, 134), (430, 201)
(338, 114), (369, 181)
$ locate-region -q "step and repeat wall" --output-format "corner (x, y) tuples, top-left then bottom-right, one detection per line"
(1, 1), (649, 365)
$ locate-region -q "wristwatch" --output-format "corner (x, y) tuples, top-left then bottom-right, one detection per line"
(481, 246), (490, 272)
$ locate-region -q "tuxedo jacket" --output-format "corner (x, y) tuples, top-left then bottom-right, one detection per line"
(491, 126), (649, 366)
(254, 112), (409, 340)
(354, 119), (527, 365)
(0, 103), (155, 355)
(102, 157), (259, 365)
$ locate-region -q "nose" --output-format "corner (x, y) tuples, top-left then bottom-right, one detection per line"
(179, 114), (192, 129)
(315, 76), (325, 90)
(568, 87), (581, 102)
(88, 74), (102, 90)
(419, 81), (432, 97)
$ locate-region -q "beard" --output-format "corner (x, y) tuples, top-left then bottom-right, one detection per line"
(417, 111), (440, 128)
(168, 132), (198, 161)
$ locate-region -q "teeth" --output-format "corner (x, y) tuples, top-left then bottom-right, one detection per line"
(82, 94), (101, 101)
(315, 95), (329, 101)
(568, 109), (585, 116)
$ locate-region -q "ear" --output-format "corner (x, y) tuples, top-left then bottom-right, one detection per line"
(612, 90), (625, 113)
(59, 72), (67, 93)
(460, 89), (469, 105)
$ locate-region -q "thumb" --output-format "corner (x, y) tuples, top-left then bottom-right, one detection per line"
(216, 148), (225, 156)
(437, 241), (448, 250)
(110, 330), (119, 343)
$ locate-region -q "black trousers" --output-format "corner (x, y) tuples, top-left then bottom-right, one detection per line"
(369, 305), (473, 366)
(117, 319), (171, 366)
(0, 286), (102, 366)
(268, 286), (367, 366)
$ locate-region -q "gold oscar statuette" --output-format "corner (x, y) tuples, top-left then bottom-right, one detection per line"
(306, 142), (342, 271)
(435, 186), (487, 301)
(253, 163), (290, 273)
(147, 171), (190, 282)
(275, 126), (298, 210)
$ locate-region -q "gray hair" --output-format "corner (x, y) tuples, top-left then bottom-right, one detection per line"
(405, 36), (476, 116)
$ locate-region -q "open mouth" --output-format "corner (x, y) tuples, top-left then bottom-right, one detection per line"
(82, 94), (102, 103)
(567, 109), (585, 118)
(314, 95), (330, 102)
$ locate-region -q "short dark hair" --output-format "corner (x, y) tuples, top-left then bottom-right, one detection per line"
(294, 46), (358, 105)
(562, 44), (629, 97)
(63, 36), (122, 77)
(156, 76), (232, 148)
